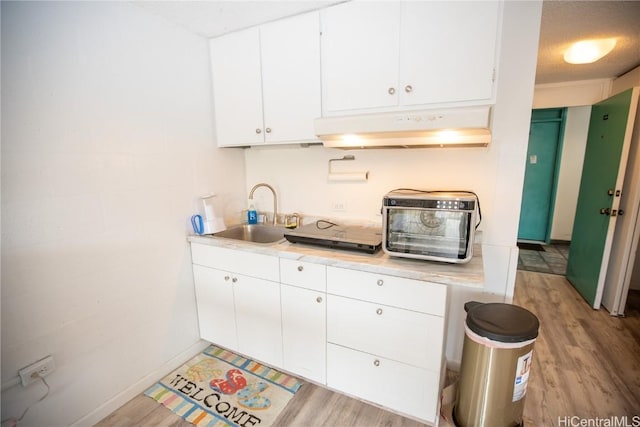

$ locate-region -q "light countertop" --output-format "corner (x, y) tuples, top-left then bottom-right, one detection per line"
(188, 234), (483, 288)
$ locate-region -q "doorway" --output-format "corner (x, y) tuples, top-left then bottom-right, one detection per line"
(517, 108), (567, 243)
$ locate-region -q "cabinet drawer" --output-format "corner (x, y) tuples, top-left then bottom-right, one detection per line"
(327, 295), (443, 370)
(280, 259), (326, 291)
(326, 267), (446, 315)
(191, 244), (279, 282)
(327, 343), (439, 424)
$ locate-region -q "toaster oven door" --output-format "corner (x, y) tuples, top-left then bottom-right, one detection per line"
(384, 208), (474, 262)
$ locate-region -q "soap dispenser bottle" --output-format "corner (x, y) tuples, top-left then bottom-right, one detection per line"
(247, 201), (258, 224)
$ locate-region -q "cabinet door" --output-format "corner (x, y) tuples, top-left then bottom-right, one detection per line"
(192, 265), (238, 350)
(261, 12), (321, 144)
(321, 2), (400, 113)
(399, 1), (500, 106)
(233, 274), (283, 368)
(281, 284), (326, 384)
(209, 28), (264, 147)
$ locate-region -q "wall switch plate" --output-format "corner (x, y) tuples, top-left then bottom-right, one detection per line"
(19, 355), (55, 386)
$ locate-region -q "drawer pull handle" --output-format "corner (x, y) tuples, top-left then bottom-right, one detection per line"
(373, 359), (380, 367)
(316, 296), (323, 303)
(388, 87), (395, 95)
(376, 308), (383, 315)
(377, 279), (384, 286)
(297, 265), (304, 272)
(232, 277), (238, 283)
(224, 276), (230, 281)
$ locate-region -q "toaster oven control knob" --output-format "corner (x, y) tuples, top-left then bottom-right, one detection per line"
(377, 279), (384, 286)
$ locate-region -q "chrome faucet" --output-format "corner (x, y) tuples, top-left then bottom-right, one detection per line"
(249, 183), (278, 226)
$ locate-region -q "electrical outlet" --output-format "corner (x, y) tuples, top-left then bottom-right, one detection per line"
(331, 201), (347, 212)
(19, 355), (55, 386)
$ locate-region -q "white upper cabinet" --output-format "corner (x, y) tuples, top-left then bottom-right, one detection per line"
(260, 12), (321, 144)
(209, 11), (321, 147)
(321, 2), (401, 112)
(321, 1), (501, 115)
(210, 28), (264, 146)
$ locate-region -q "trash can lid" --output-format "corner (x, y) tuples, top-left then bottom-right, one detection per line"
(464, 301), (539, 343)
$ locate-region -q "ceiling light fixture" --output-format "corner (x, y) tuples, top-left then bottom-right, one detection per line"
(564, 38), (617, 64)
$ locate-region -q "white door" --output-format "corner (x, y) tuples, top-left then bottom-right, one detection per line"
(399, 1), (499, 107)
(603, 89), (640, 315)
(192, 265), (238, 350)
(281, 284), (326, 383)
(261, 11), (321, 144)
(209, 28), (264, 146)
(234, 274), (283, 367)
(321, 1), (400, 113)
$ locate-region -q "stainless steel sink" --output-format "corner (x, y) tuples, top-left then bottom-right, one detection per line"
(212, 224), (286, 244)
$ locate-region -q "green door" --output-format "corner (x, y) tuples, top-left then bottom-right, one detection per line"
(566, 88), (639, 308)
(518, 108), (566, 242)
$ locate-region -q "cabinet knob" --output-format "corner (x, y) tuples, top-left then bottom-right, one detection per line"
(376, 308), (383, 315)
(265, 127), (272, 134)
(377, 279), (384, 286)
(373, 359), (380, 367)
(297, 265), (304, 272)
(388, 87), (396, 95)
(224, 276), (230, 281)
(404, 84), (413, 93)
(255, 128), (262, 134)
(316, 296), (323, 303)
(231, 277), (238, 283)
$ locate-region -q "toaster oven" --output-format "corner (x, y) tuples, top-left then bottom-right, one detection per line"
(382, 190), (479, 263)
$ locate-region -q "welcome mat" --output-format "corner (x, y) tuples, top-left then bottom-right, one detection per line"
(145, 345), (303, 427)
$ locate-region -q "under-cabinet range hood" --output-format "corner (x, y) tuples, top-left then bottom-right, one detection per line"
(315, 106), (492, 149)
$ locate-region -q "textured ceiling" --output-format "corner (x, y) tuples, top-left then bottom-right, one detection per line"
(132, 0), (640, 85)
(536, 0), (640, 84)
(132, 1), (338, 38)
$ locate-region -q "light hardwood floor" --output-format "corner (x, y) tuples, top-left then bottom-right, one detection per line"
(96, 271), (640, 427)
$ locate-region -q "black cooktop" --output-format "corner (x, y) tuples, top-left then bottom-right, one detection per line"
(284, 221), (382, 254)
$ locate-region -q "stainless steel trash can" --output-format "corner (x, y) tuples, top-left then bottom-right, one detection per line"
(454, 301), (539, 427)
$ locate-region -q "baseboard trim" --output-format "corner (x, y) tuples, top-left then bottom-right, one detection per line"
(71, 340), (210, 427)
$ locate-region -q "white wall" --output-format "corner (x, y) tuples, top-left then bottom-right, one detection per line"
(245, 0), (543, 362)
(1, 2), (245, 425)
(612, 65), (640, 97)
(549, 106), (591, 241)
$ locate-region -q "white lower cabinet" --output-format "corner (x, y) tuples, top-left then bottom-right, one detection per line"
(327, 343), (440, 423)
(327, 294), (444, 370)
(192, 264), (238, 351)
(326, 266), (447, 424)
(191, 244), (447, 425)
(191, 244), (282, 368)
(280, 259), (327, 384)
(281, 284), (326, 383)
(233, 273), (282, 368)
